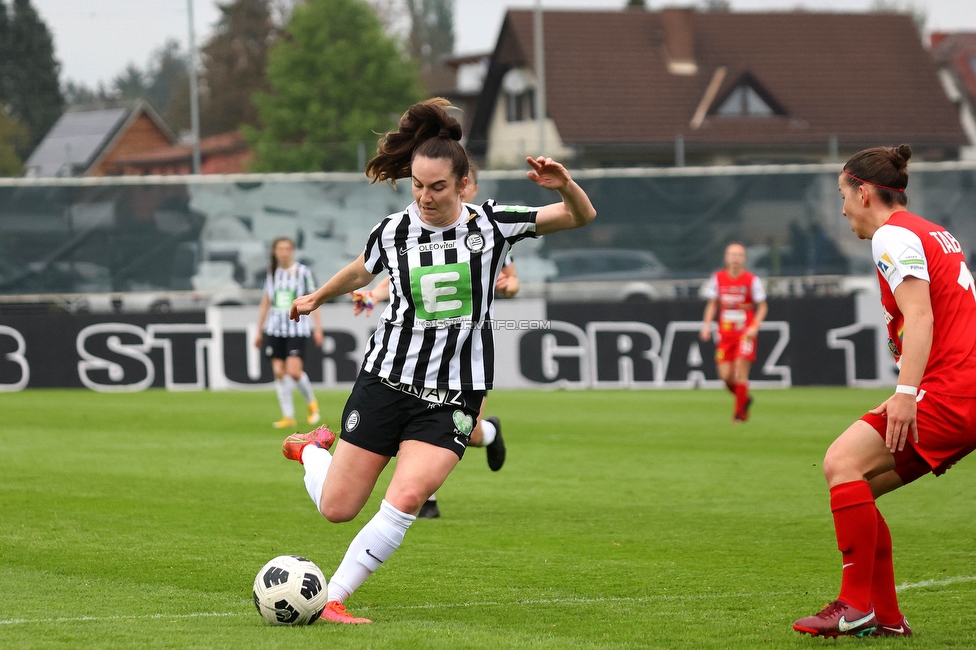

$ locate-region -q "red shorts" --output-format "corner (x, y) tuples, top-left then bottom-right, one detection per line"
(715, 332), (757, 363)
(860, 390), (976, 484)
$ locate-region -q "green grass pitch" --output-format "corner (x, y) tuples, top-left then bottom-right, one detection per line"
(1, 388), (974, 648)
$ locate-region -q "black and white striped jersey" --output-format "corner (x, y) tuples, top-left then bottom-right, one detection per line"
(262, 263), (317, 338)
(361, 199), (538, 390)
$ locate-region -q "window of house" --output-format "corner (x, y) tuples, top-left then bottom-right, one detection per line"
(708, 73), (785, 118)
(505, 88), (536, 123)
(716, 85), (774, 117)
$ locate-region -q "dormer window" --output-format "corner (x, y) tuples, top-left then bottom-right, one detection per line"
(502, 68), (537, 123)
(717, 85), (772, 116)
(710, 73), (785, 118)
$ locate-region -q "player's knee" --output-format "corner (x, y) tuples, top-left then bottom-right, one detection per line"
(385, 490), (426, 516)
(319, 500), (358, 523)
(822, 447), (849, 483)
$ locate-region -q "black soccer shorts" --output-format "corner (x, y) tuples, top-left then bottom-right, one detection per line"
(263, 335), (307, 360)
(339, 370), (485, 459)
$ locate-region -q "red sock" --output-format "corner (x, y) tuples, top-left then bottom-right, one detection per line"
(872, 508), (902, 624)
(734, 383), (749, 416)
(830, 480), (877, 612)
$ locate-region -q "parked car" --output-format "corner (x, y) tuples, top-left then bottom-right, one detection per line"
(548, 248), (668, 282)
(524, 248), (674, 302)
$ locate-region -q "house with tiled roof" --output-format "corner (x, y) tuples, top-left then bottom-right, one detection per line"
(467, 8), (967, 168)
(24, 100), (175, 177)
(930, 31), (976, 157)
(113, 131), (254, 175)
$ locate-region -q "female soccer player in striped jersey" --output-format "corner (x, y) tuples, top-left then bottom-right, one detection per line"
(281, 98), (596, 624)
(350, 161), (517, 519)
(254, 237), (323, 428)
(793, 145), (976, 638)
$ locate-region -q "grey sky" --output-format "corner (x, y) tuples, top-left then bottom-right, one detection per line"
(31, 0), (976, 87)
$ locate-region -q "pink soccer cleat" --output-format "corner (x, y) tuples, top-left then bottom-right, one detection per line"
(281, 425), (336, 463)
(319, 600), (371, 624)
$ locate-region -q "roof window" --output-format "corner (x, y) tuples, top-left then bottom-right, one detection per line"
(710, 73), (784, 118)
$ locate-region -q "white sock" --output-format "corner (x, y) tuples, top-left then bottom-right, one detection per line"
(427, 493), (437, 502)
(301, 445), (332, 512)
(275, 376), (295, 418)
(327, 500), (415, 603)
(296, 372), (316, 404)
(477, 420), (496, 447)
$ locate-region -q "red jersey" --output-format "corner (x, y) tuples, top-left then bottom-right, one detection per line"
(872, 211), (976, 397)
(702, 269), (766, 335)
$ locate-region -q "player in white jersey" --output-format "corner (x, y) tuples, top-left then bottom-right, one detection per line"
(280, 98), (596, 624)
(254, 237), (323, 428)
(350, 162), (517, 518)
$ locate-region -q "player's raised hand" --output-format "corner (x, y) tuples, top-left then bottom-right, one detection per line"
(290, 294), (317, 322)
(526, 156), (571, 190)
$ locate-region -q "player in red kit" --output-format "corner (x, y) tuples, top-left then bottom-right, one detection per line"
(699, 243), (768, 422)
(793, 144), (976, 638)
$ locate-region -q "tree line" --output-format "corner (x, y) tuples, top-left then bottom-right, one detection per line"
(0, 0), (455, 175)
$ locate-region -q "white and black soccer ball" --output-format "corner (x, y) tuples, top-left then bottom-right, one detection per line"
(253, 555), (328, 625)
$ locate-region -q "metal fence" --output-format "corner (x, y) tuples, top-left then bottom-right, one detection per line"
(2, 162), (975, 302)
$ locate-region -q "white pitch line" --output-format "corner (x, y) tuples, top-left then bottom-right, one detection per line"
(3, 576), (974, 626)
(897, 575), (976, 591)
(0, 611), (243, 626)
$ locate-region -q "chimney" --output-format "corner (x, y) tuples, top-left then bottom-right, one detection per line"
(930, 32), (949, 49)
(660, 8), (697, 76)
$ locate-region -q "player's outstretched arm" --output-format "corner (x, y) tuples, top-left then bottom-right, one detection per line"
(291, 254), (376, 321)
(527, 156), (597, 235)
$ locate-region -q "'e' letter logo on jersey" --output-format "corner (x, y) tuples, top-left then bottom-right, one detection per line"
(410, 263), (473, 321)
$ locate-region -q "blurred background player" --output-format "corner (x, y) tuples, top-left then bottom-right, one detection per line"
(350, 161), (517, 518)
(254, 237), (324, 428)
(284, 98), (596, 624)
(699, 242), (768, 422)
(793, 144), (976, 638)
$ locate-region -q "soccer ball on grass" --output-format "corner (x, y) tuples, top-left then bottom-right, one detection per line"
(253, 555), (328, 625)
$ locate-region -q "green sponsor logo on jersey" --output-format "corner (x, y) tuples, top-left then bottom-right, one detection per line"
(410, 263), (473, 321)
(274, 289), (297, 311)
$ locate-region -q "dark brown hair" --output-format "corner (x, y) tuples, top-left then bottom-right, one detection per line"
(466, 160), (479, 186)
(842, 144), (912, 207)
(365, 98), (468, 187)
(269, 237), (294, 275)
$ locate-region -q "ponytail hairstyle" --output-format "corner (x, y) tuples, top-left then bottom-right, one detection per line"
(269, 237), (294, 275)
(365, 97), (468, 187)
(841, 144), (912, 207)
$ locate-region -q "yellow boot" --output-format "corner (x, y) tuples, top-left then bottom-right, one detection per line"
(306, 400), (321, 425)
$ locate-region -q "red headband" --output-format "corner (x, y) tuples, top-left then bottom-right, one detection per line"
(843, 169), (905, 193)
